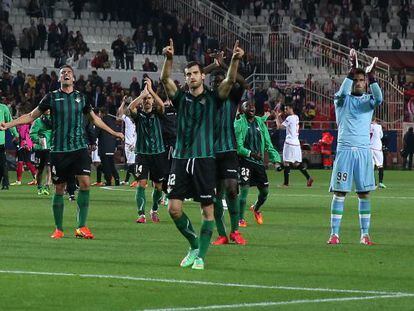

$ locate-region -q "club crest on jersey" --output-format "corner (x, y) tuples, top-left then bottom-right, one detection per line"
(75, 96), (81, 103)
(199, 98), (206, 105)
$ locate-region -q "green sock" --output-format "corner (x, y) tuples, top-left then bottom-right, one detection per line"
(198, 220), (215, 259)
(239, 186), (249, 220)
(77, 190), (90, 228)
(214, 194), (227, 237)
(52, 194), (64, 231)
(173, 213), (199, 250)
(136, 186), (146, 216)
(254, 187), (269, 212)
(226, 193), (240, 232)
(152, 188), (163, 211)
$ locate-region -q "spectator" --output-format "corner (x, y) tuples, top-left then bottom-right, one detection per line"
(77, 50), (88, 69)
(254, 83), (268, 116)
(269, 9), (280, 31)
(253, 0), (263, 17)
(132, 25), (146, 54)
(142, 57), (157, 72)
(362, 11), (370, 33)
(398, 5), (410, 39)
(93, 86), (106, 108)
(129, 77), (140, 96)
(145, 24), (154, 54)
(267, 80), (280, 109)
(402, 127), (414, 169)
(125, 37), (135, 70)
(322, 17), (335, 40)
(57, 19), (69, 46)
(392, 34), (401, 49)
(380, 10), (389, 32)
(74, 74), (86, 92)
(111, 34), (125, 69)
(37, 17), (47, 51)
(70, 0), (84, 20)
(1, 0), (11, 23)
(36, 67), (51, 89)
(28, 19), (38, 59)
(18, 28), (31, 60)
(0, 25), (17, 71)
(27, 0), (41, 18)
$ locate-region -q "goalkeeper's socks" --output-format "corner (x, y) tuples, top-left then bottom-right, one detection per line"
(358, 198), (371, 236)
(330, 195), (345, 236)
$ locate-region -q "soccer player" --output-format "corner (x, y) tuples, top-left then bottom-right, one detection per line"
(206, 55), (247, 245)
(370, 118), (386, 188)
(275, 103), (313, 187)
(161, 39), (242, 270)
(117, 96), (137, 186)
(128, 77), (166, 224)
(235, 101), (281, 226)
(0, 65), (124, 239)
(327, 49), (383, 245)
(0, 102), (18, 190)
(30, 109), (52, 195)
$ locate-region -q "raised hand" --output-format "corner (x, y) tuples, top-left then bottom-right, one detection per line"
(349, 48), (358, 69)
(162, 38), (174, 59)
(232, 40), (244, 60)
(213, 51), (225, 67)
(365, 57), (378, 74)
(144, 77), (153, 91)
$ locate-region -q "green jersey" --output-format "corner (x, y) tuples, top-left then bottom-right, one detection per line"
(30, 115), (52, 150)
(244, 120), (263, 164)
(0, 103), (18, 145)
(38, 89), (92, 152)
(132, 110), (165, 155)
(214, 86), (243, 153)
(172, 88), (220, 159)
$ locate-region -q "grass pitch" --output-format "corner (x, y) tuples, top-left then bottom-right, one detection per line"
(0, 169), (413, 310)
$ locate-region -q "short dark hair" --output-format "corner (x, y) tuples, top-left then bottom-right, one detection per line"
(184, 61), (204, 74)
(59, 64), (74, 72)
(354, 68), (366, 76)
(284, 102), (294, 108)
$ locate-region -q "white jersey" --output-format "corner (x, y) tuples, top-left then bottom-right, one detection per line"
(282, 114), (300, 145)
(122, 114), (137, 146)
(370, 123), (383, 151)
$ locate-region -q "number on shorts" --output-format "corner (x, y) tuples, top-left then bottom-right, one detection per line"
(168, 174), (176, 186)
(241, 167), (250, 177)
(336, 172), (348, 182)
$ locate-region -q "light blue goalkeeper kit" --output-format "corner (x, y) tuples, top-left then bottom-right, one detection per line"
(329, 76), (383, 238)
(329, 77), (383, 193)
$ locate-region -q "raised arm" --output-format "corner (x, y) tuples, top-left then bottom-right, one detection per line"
(218, 41), (245, 100)
(160, 38), (178, 98)
(144, 77), (165, 115)
(0, 107), (42, 131)
(117, 95), (128, 118)
(366, 57), (383, 107)
(88, 110), (124, 141)
(214, 51), (249, 90)
(334, 49), (358, 106)
(275, 112), (286, 129)
(128, 88), (149, 115)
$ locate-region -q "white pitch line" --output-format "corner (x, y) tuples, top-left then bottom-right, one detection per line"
(0, 270), (413, 297)
(100, 187), (414, 200)
(143, 294), (414, 311)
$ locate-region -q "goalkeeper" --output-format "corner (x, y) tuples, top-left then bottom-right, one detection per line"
(327, 49), (383, 246)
